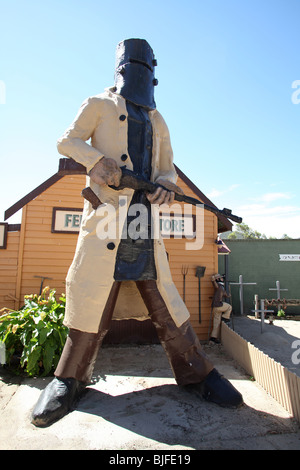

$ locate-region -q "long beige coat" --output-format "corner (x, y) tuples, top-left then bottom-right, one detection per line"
(57, 87), (190, 333)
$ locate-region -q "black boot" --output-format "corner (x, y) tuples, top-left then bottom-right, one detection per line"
(31, 377), (86, 427)
(186, 368), (243, 408)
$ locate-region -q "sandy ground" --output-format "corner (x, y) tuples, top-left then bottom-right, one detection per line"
(1, 330), (300, 451)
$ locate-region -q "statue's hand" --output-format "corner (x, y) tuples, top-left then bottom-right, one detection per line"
(89, 158), (122, 186)
(146, 180), (184, 206)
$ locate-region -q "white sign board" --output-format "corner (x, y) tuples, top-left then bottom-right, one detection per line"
(0, 223), (7, 249)
(279, 254), (300, 262)
(52, 208), (83, 233)
(160, 214), (195, 238)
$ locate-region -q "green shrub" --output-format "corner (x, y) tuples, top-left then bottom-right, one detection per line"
(277, 309), (286, 318)
(0, 287), (68, 377)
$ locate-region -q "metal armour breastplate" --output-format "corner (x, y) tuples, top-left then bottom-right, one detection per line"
(114, 101), (157, 281)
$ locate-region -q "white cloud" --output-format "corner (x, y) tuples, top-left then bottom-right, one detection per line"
(209, 184), (299, 238)
(208, 188), (223, 198)
(238, 204), (299, 217)
(207, 184), (240, 200)
(230, 188), (300, 237)
(241, 213), (300, 238)
(250, 192), (292, 203)
(235, 199), (300, 238)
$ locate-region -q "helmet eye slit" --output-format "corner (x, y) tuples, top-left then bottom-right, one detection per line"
(129, 58), (153, 72)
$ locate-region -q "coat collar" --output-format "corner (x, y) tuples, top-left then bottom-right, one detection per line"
(105, 86), (156, 117)
(105, 86), (127, 110)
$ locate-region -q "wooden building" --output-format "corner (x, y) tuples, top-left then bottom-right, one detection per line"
(0, 159), (231, 342)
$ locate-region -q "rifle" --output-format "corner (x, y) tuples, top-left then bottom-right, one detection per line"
(58, 158), (242, 223)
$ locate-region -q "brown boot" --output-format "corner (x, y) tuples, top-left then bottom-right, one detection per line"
(31, 282), (121, 427)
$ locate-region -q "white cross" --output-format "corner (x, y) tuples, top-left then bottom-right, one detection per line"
(230, 274), (257, 315)
(252, 300), (274, 333)
(269, 280), (288, 299)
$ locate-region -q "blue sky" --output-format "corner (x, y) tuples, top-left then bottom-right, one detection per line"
(1, 0), (299, 237)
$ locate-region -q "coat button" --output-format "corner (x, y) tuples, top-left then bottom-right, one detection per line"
(121, 154), (128, 161)
(119, 114), (126, 121)
(107, 242), (115, 250)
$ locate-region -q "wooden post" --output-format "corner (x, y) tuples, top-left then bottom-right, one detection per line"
(260, 299), (265, 332)
(195, 266), (206, 323)
(254, 294), (259, 319)
(15, 206), (27, 310)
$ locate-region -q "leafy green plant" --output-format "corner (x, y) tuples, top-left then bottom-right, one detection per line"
(0, 287), (68, 377)
(277, 309), (286, 318)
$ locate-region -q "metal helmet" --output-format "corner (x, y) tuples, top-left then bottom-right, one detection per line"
(114, 38), (158, 109)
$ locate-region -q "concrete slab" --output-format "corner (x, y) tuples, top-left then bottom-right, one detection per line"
(0, 343), (300, 450)
(232, 317), (300, 377)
